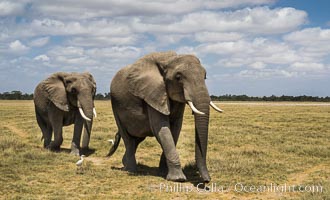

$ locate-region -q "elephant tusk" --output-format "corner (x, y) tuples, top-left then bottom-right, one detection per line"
(79, 107), (92, 121)
(210, 101), (224, 113)
(93, 107), (97, 118)
(187, 101), (205, 115)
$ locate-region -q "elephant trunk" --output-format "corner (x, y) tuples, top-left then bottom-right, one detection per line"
(82, 119), (93, 149)
(193, 91), (211, 183)
(77, 93), (94, 149)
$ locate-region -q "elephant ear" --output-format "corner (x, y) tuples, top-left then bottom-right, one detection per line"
(83, 72), (96, 88)
(127, 51), (177, 115)
(83, 72), (97, 93)
(43, 72), (70, 112)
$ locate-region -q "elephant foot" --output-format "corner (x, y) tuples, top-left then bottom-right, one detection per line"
(46, 141), (60, 152)
(166, 166), (186, 182)
(122, 154), (137, 172)
(45, 145), (51, 150)
(122, 159), (137, 173)
(200, 172), (211, 183)
(123, 166), (137, 173)
(70, 142), (80, 156)
(166, 171), (186, 182)
(198, 166), (211, 183)
(43, 140), (51, 148)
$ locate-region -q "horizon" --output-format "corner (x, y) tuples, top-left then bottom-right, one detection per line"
(0, 0), (330, 96)
(1, 90), (329, 99)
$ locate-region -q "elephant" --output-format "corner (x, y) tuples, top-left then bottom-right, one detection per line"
(33, 72), (97, 155)
(107, 51), (223, 182)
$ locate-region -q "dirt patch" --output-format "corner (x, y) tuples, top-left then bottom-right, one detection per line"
(287, 163), (329, 185)
(86, 157), (109, 166)
(260, 163), (329, 199)
(3, 124), (28, 138)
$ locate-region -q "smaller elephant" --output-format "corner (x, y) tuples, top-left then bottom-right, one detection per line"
(34, 72), (97, 155)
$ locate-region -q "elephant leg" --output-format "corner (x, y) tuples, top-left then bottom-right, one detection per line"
(111, 107), (140, 172)
(148, 106), (186, 182)
(43, 126), (53, 148)
(158, 119), (182, 175)
(36, 111), (52, 148)
(71, 116), (84, 156)
(122, 135), (145, 172)
(51, 125), (63, 151)
(159, 102), (185, 176)
(48, 109), (64, 151)
(81, 121), (92, 149)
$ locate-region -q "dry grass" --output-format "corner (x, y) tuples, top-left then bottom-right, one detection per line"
(0, 100), (329, 199)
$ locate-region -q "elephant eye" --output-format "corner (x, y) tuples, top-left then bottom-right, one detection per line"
(71, 87), (77, 94)
(66, 80), (72, 84)
(175, 73), (182, 81)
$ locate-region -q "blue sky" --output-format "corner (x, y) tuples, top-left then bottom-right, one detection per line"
(0, 0), (329, 96)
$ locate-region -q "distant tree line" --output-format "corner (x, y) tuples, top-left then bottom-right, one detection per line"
(94, 93), (111, 100)
(0, 91), (112, 100)
(0, 91), (33, 100)
(210, 94), (330, 102)
(0, 91), (329, 102)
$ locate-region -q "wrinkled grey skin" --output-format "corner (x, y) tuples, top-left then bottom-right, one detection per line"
(108, 51), (213, 182)
(34, 72), (96, 155)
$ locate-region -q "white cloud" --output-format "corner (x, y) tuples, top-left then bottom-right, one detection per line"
(176, 46), (197, 54)
(197, 40), (247, 55)
(194, 32), (243, 43)
(46, 46), (96, 67)
(31, 0), (275, 19)
(9, 40), (29, 52)
(155, 34), (191, 47)
(284, 28), (330, 56)
(30, 18), (84, 36)
(290, 62), (325, 71)
(0, 1), (25, 16)
(68, 36), (138, 47)
(27, 18), (133, 38)
(195, 34), (329, 78)
(202, 0), (276, 9)
(249, 61), (266, 69)
(29, 37), (50, 47)
(48, 46), (85, 58)
(0, 33), (9, 41)
(195, 38), (305, 68)
(2, 6), (307, 50)
(183, 35), (329, 77)
(34, 54), (50, 62)
(238, 69), (298, 79)
(217, 58), (249, 68)
(33, 0), (199, 19)
(86, 46), (141, 59)
(284, 27), (330, 46)
(44, 45), (141, 70)
(133, 7), (307, 35)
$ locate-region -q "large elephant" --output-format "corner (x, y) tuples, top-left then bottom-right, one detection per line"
(107, 51), (223, 182)
(34, 72), (97, 155)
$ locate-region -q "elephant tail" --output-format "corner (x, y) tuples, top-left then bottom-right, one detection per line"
(106, 132), (121, 157)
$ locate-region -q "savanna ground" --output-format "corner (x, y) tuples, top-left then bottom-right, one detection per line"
(0, 100), (329, 200)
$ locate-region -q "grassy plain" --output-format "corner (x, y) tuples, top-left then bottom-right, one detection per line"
(0, 100), (329, 199)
